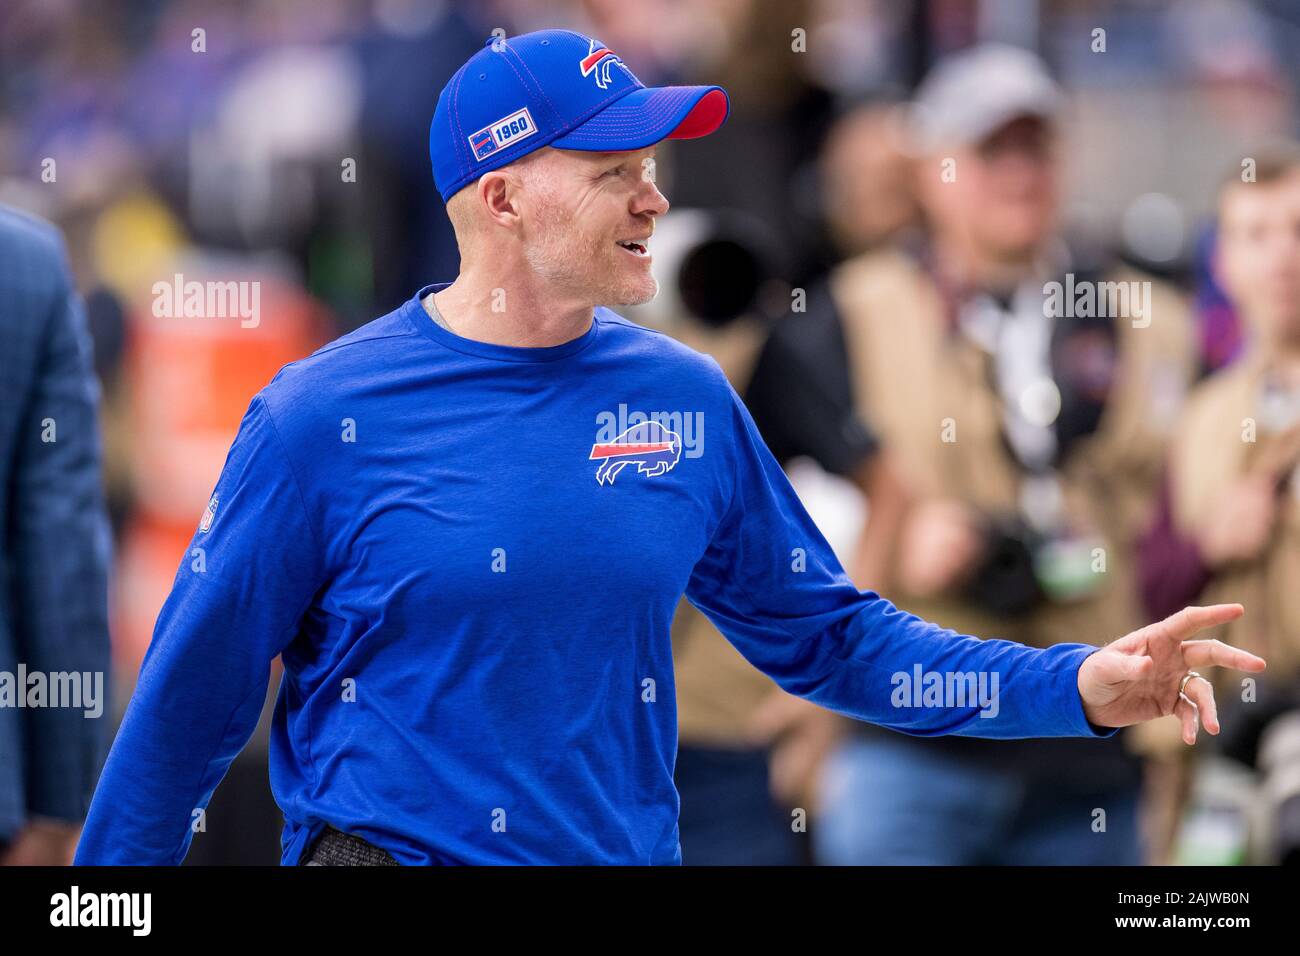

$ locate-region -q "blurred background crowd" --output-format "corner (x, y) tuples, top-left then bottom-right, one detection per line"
(2, 0), (1300, 865)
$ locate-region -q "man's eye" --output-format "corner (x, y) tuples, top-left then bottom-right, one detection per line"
(603, 166), (623, 178)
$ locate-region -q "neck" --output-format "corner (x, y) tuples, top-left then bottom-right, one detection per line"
(934, 231), (1040, 298)
(432, 255), (594, 348)
(1265, 346), (1300, 386)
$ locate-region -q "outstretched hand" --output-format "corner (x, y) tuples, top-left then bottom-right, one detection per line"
(1077, 604), (1266, 744)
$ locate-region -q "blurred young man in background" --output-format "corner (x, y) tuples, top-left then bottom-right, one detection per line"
(1141, 148), (1300, 863)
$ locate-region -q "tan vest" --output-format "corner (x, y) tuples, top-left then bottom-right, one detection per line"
(1170, 354), (1300, 680)
(667, 317), (785, 746)
(830, 248), (1194, 649)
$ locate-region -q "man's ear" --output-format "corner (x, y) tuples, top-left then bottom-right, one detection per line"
(478, 170), (523, 230)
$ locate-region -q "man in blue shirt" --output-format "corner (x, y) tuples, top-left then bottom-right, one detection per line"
(76, 30), (1265, 866)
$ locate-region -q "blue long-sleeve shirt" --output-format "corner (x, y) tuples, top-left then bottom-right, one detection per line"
(76, 284), (1114, 866)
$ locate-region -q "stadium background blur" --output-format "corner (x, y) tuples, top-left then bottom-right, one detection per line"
(2, 0), (1299, 865)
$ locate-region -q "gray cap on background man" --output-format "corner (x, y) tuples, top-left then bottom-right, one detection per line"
(910, 43), (1065, 151)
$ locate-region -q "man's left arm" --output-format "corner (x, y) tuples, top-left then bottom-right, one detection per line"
(684, 378), (1263, 742)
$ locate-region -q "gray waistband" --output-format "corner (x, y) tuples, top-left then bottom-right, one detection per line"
(301, 826), (399, 866)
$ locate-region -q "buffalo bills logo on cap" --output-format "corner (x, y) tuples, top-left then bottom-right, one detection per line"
(579, 38), (626, 90)
(589, 421), (681, 485)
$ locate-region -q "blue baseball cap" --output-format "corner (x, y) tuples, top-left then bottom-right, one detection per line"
(430, 29), (730, 203)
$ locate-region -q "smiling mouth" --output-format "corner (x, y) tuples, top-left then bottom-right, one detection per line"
(616, 240), (649, 257)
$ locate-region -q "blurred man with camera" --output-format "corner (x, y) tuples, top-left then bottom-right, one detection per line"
(798, 45), (1198, 864)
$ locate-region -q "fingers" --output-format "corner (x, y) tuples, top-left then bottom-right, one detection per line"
(1181, 674), (1219, 735)
(1174, 674), (1220, 743)
(1160, 604), (1245, 643)
(1111, 652), (1151, 683)
(1181, 638), (1267, 673)
(1174, 695), (1200, 745)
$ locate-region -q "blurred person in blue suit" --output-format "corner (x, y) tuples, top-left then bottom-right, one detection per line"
(0, 205), (112, 865)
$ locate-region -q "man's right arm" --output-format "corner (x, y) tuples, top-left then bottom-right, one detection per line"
(75, 394), (325, 865)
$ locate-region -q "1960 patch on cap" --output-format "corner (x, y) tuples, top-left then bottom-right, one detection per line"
(469, 107), (537, 161)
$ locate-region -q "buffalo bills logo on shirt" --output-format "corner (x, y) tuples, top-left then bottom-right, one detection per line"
(579, 39), (626, 90)
(589, 421), (681, 485)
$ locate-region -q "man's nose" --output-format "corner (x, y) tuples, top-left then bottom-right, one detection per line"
(632, 178), (670, 218)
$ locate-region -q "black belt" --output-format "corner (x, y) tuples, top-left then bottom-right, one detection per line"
(301, 825), (399, 866)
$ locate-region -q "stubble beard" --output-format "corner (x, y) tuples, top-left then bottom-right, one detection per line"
(523, 197), (658, 308)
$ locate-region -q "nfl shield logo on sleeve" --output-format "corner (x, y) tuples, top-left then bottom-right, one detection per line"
(200, 494), (218, 532)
